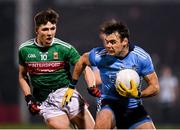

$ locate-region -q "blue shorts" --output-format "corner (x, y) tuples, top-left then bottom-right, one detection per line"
(99, 99), (152, 129)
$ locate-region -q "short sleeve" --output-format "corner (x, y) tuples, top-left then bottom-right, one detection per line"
(68, 46), (80, 65)
(141, 55), (155, 76)
(89, 48), (97, 66)
(18, 48), (26, 66)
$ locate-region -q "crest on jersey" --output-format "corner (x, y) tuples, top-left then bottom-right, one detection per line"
(53, 52), (58, 60)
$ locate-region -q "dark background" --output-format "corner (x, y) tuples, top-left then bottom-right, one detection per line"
(0, 0), (180, 128)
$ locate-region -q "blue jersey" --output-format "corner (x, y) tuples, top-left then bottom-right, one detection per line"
(89, 43), (154, 108)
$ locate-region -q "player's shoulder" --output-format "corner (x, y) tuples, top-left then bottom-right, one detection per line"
(19, 39), (35, 50)
(131, 44), (151, 60)
(91, 47), (107, 56)
(53, 38), (73, 49)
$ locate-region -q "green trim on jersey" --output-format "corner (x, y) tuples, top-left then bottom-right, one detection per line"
(18, 38), (80, 102)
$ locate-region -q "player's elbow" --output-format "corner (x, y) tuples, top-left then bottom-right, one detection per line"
(153, 84), (160, 96)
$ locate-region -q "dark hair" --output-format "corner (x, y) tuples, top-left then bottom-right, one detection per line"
(99, 19), (130, 39)
(34, 9), (59, 28)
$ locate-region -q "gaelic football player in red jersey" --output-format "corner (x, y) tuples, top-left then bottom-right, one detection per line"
(18, 9), (94, 129)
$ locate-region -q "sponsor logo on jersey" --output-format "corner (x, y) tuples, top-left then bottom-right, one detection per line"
(26, 61), (65, 74)
(28, 54), (36, 58)
(53, 52), (58, 60)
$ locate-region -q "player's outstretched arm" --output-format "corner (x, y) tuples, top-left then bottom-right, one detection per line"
(62, 52), (91, 107)
(73, 52), (91, 80)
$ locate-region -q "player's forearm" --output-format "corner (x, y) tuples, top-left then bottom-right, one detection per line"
(141, 84), (159, 98)
(72, 60), (86, 81)
(141, 72), (160, 98)
(19, 77), (31, 96)
(72, 53), (90, 81)
(84, 66), (96, 88)
(18, 65), (31, 96)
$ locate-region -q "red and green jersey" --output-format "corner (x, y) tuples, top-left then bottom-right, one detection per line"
(18, 38), (80, 102)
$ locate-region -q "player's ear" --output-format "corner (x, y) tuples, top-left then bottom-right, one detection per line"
(35, 27), (39, 34)
(122, 37), (128, 46)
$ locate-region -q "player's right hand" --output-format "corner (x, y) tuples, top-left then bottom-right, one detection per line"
(25, 95), (40, 115)
(116, 80), (141, 98)
(87, 86), (101, 97)
(116, 82), (128, 97)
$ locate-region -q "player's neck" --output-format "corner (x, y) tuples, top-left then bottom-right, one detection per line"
(117, 45), (129, 58)
(35, 38), (44, 47)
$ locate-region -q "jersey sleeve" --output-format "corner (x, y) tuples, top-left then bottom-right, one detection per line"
(67, 46), (80, 65)
(88, 48), (97, 66)
(89, 47), (105, 66)
(141, 54), (155, 76)
(18, 48), (26, 66)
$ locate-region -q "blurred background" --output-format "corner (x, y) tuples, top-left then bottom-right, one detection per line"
(0, 0), (180, 128)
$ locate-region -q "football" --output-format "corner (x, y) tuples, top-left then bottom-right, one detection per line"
(115, 69), (140, 89)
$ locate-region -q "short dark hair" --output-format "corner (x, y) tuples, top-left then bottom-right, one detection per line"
(99, 19), (130, 39)
(34, 9), (59, 28)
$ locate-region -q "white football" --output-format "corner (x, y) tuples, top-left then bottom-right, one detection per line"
(115, 69), (140, 89)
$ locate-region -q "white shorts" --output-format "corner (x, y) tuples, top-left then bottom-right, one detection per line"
(38, 88), (88, 121)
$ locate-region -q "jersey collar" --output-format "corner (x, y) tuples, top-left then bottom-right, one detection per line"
(34, 38), (54, 47)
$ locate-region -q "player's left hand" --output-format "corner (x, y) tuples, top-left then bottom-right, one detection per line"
(116, 80), (141, 98)
(62, 87), (74, 107)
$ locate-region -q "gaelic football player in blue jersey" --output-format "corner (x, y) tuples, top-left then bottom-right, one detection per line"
(18, 9), (94, 129)
(63, 19), (160, 129)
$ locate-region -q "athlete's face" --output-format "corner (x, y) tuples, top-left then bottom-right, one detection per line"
(36, 21), (56, 47)
(103, 32), (128, 57)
